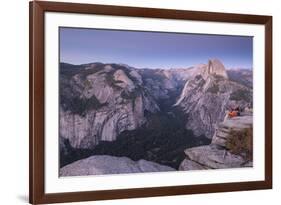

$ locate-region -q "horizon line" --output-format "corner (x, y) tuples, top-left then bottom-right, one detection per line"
(60, 61), (253, 70)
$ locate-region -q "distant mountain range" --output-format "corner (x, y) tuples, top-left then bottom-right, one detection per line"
(59, 59), (253, 170)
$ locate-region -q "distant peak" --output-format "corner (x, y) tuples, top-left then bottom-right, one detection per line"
(207, 59), (228, 79)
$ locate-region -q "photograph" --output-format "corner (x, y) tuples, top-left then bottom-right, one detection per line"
(58, 27), (254, 177)
(28, 1), (273, 204)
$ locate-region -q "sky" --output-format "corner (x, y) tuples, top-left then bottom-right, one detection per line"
(60, 27), (253, 69)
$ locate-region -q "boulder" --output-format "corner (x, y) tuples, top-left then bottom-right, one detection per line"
(179, 159), (208, 170)
(182, 145), (245, 169)
(60, 155), (175, 176)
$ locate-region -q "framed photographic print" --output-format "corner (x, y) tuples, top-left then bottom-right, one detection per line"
(29, 1), (272, 204)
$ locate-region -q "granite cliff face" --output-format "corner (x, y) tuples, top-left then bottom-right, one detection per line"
(60, 63), (159, 149)
(59, 63), (194, 150)
(174, 59), (252, 138)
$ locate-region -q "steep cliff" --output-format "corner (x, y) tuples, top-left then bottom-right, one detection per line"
(174, 59), (252, 138)
(59, 62), (194, 150)
(60, 63), (159, 149)
(179, 114), (253, 170)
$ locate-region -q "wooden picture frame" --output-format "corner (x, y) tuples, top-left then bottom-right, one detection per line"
(29, 1), (272, 204)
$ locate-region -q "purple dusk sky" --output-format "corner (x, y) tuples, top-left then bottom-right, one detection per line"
(59, 27), (253, 69)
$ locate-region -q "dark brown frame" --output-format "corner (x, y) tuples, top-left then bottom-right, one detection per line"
(29, 1), (272, 204)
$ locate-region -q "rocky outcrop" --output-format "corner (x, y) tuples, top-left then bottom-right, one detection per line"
(174, 59), (252, 138)
(211, 115), (253, 147)
(60, 155), (175, 176)
(179, 115), (253, 171)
